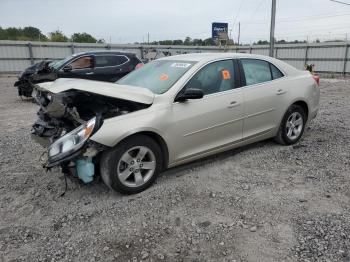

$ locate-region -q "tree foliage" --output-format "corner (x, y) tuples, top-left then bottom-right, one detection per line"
(144, 37), (217, 46)
(0, 26), (324, 45)
(71, 32), (97, 43)
(0, 26), (47, 41)
(49, 30), (69, 42)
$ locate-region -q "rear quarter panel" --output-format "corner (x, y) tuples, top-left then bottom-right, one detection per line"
(280, 71), (320, 126)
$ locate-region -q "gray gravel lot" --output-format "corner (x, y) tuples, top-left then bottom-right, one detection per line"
(0, 76), (349, 262)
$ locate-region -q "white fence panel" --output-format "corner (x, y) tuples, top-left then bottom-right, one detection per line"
(0, 40), (349, 74)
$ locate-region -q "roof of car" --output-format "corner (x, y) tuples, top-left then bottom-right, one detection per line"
(74, 50), (136, 56)
(158, 52), (273, 62)
(158, 52), (301, 76)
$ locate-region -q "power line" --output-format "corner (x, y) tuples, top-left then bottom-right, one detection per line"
(241, 12), (350, 24)
(330, 0), (350, 5)
(247, 0), (267, 21)
(233, 0), (245, 28)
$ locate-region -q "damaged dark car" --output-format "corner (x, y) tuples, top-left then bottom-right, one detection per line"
(15, 50), (143, 97)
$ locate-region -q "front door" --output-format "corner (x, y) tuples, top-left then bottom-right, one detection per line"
(168, 59), (244, 163)
(60, 55), (95, 80)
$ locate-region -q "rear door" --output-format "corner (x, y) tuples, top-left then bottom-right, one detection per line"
(239, 58), (285, 139)
(93, 55), (131, 82)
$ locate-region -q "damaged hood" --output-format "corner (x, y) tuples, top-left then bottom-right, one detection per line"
(37, 78), (155, 105)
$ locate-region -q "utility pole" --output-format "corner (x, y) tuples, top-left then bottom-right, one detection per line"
(269, 0), (276, 57)
(147, 33), (150, 45)
(238, 22), (241, 45)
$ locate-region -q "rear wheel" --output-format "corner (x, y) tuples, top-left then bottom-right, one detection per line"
(275, 104), (306, 145)
(100, 135), (163, 194)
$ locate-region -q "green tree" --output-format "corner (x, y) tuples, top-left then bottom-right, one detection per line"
(172, 39), (183, 45)
(255, 40), (269, 45)
(22, 26), (47, 41)
(276, 39), (286, 44)
(184, 37), (192, 45)
(71, 32), (97, 43)
(159, 40), (173, 45)
(0, 26), (47, 41)
(3, 27), (20, 40)
(192, 39), (203, 46)
(203, 38), (216, 46)
(49, 30), (68, 42)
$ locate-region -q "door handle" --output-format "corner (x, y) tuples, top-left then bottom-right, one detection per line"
(227, 101), (240, 108)
(86, 72), (94, 75)
(277, 89), (287, 95)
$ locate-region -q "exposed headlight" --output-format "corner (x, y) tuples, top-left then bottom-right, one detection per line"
(48, 117), (97, 161)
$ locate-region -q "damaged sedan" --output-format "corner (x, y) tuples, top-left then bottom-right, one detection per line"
(31, 53), (320, 194)
(15, 50), (143, 97)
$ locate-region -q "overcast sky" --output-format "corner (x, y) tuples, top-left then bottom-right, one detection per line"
(1, 0), (350, 43)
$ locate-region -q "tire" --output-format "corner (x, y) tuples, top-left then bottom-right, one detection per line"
(274, 104), (307, 145)
(100, 135), (163, 194)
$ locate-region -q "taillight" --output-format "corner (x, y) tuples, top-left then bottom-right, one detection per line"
(312, 75), (320, 86)
(135, 63), (144, 70)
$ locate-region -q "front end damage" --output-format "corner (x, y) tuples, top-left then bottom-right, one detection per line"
(31, 82), (150, 183)
(15, 60), (57, 97)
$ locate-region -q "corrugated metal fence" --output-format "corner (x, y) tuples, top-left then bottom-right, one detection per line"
(0, 40), (349, 74)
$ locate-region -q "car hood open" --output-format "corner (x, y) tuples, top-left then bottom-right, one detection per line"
(37, 78), (155, 105)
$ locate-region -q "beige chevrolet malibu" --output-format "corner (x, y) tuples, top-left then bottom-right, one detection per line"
(32, 53), (320, 194)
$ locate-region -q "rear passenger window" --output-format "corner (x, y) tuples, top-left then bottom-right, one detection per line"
(95, 55), (128, 67)
(270, 64), (284, 79)
(241, 59), (272, 86)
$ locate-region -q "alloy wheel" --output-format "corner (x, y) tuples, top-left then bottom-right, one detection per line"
(117, 146), (156, 188)
(286, 112), (303, 140)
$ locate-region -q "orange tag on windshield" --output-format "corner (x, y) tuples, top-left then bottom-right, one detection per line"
(160, 74), (169, 81)
(222, 70), (231, 80)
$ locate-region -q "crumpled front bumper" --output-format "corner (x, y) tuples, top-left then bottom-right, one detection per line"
(39, 139), (109, 183)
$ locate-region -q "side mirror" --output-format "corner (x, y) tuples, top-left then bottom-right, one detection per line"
(175, 88), (204, 102)
(62, 65), (72, 72)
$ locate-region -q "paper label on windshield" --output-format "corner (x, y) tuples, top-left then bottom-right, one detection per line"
(171, 63), (192, 68)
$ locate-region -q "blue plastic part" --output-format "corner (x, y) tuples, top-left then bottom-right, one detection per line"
(76, 158), (94, 183)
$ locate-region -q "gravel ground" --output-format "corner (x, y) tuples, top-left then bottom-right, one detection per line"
(0, 76), (349, 262)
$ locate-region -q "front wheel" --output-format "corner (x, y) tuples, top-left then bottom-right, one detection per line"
(100, 135), (163, 194)
(275, 104), (307, 145)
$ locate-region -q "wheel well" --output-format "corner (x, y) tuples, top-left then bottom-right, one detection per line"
(122, 131), (169, 170)
(293, 101), (309, 121)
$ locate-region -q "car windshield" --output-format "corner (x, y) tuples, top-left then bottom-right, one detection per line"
(49, 55), (77, 70)
(116, 60), (196, 94)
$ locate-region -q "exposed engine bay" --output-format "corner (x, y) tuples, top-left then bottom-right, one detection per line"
(31, 86), (148, 147)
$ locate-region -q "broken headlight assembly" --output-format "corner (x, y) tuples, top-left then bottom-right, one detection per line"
(48, 116), (100, 163)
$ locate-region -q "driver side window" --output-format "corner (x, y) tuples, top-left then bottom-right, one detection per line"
(69, 56), (93, 70)
(186, 60), (235, 96)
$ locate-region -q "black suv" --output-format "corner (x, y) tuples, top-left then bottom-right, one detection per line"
(15, 50), (143, 97)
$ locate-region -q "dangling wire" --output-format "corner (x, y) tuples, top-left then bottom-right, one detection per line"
(60, 173), (68, 197)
